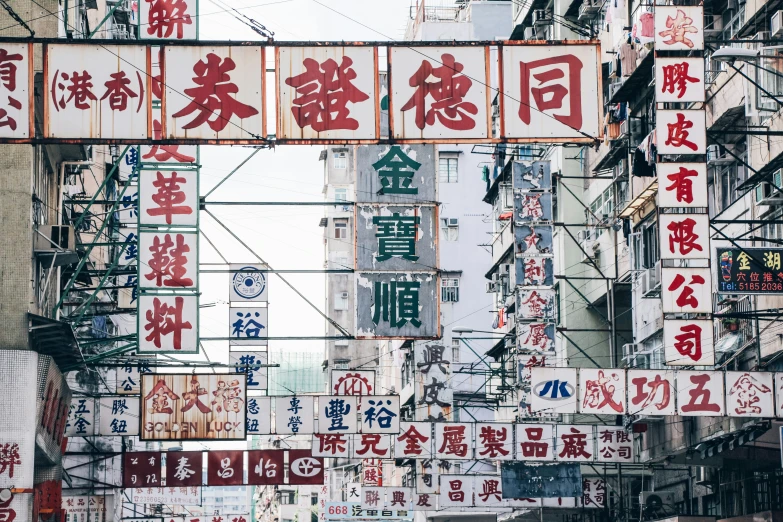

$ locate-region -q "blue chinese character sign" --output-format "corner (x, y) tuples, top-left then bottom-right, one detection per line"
(246, 397), (272, 435)
(98, 396), (140, 436)
(275, 396), (315, 435)
(229, 264), (269, 302)
(65, 398), (95, 437)
(360, 395), (400, 434)
(229, 350), (268, 390)
(229, 306), (268, 346)
(317, 396), (358, 434)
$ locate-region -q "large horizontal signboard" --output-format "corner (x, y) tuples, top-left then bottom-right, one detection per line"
(0, 40), (601, 144)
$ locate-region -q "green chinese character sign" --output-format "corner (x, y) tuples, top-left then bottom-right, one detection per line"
(356, 273), (439, 339)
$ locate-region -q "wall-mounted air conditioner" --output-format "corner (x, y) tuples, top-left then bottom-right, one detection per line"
(755, 170), (783, 205)
(772, 10), (783, 37)
(641, 261), (661, 298)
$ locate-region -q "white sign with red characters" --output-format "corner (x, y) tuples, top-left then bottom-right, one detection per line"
(395, 421), (432, 459)
(501, 43), (601, 141)
(390, 46), (489, 141)
(140, 0), (197, 40)
(578, 368), (626, 415)
(0, 43), (31, 138)
(139, 231), (198, 290)
(664, 319), (715, 366)
(676, 371), (726, 416)
(434, 422), (472, 460)
(555, 425), (594, 462)
(277, 47), (378, 141)
(627, 369), (676, 416)
(138, 294), (198, 353)
(165, 46), (265, 140)
(655, 57), (705, 103)
(515, 423), (554, 461)
(138, 169), (198, 227)
(657, 163), (709, 208)
(312, 433), (350, 458)
(475, 423), (514, 460)
(350, 434), (393, 459)
(595, 427), (634, 463)
(656, 110), (707, 155)
(45, 44), (149, 139)
(582, 478), (606, 508)
(725, 371), (774, 417)
(662, 267), (712, 314)
(439, 475), (473, 508)
(658, 213), (710, 260)
(655, 6), (704, 51)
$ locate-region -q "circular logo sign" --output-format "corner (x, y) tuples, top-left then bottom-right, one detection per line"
(532, 379), (575, 401)
(232, 267), (266, 299)
(291, 457), (321, 478)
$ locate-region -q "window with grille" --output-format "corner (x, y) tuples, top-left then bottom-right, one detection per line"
(334, 187), (348, 202)
(334, 359), (350, 369)
(442, 277), (460, 302)
(439, 157), (458, 182)
(441, 218), (459, 241)
(451, 338), (460, 362)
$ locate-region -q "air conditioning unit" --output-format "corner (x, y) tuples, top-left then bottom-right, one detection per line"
(707, 144), (734, 166)
(641, 261), (661, 298)
(607, 80), (624, 101)
(486, 281), (499, 293)
(704, 14), (724, 37)
(629, 352), (651, 369)
(533, 9), (551, 26)
(447, 218), (459, 227)
(576, 229), (592, 242)
(578, 0), (601, 21)
(580, 239), (600, 263)
(622, 343), (641, 361)
(640, 491), (676, 515)
(695, 466), (718, 486)
(340, 291), (350, 300)
(35, 225), (74, 251)
(497, 264), (510, 276)
(772, 10), (783, 37)
(755, 171), (783, 205)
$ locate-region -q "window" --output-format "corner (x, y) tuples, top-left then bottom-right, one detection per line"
(716, 144), (748, 212)
(588, 186), (614, 237)
(333, 151), (347, 169)
(441, 277), (460, 302)
(334, 218), (348, 239)
(441, 218), (459, 241)
(439, 157), (458, 182)
(334, 187), (348, 202)
(334, 291), (349, 311)
(312, 494), (319, 505)
(334, 359), (350, 369)
(280, 492), (295, 505)
(633, 219), (660, 270)
(331, 253), (349, 269)
(451, 338), (460, 363)
(762, 210), (783, 246)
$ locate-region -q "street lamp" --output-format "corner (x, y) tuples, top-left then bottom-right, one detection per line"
(452, 326), (509, 335)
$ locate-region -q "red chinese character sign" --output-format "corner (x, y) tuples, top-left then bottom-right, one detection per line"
(139, 231), (198, 290)
(207, 450), (244, 486)
(475, 423), (514, 460)
(595, 427), (633, 463)
(726, 371), (774, 417)
(655, 6), (704, 51)
(662, 267), (712, 314)
(656, 110), (707, 155)
(655, 57), (705, 103)
(578, 368), (626, 415)
(501, 43), (601, 142)
(515, 423), (554, 461)
(675, 323), (714, 366)
(439, 475), (473, 508)
(288, 450), (324, 485)
(165, 46), (265, 140)
(247, 449), (284, 485)
(0, 43), (31, 138)
(139, 373), (246, 440)
(434, 422), (472, 460)
(555, 425), (594, 462)
(390, 46), (489, 140)
(675, 371), (725, 416)
(138, 294), (198, 353)
(395, 422), (432, 459)
(627, 369), (676, 416)
(657, 163), (708, 208)
(140, 0), (198, 40)
(139, 169), (198, 227)
(45, 44), (149, 140)
(659, 213), (710, 260)
(277, 47), (378, 141)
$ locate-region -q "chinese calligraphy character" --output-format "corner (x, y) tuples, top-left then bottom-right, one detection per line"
(630, 374), (671, 411)
(356, 434), (388, 457)
(729, 373), (771, 415)
(582, 370), (623, 413)
(665, 167), (699, 204)
(765, 251), (781, 271)
(659, 9), (699, 48)
(183, 376), (211, 413)
(315, 433), (347, 454)
(418, 344), (449, 374)
(680, 374), (721, 413)
(324, 398), (351, 431)
(372, 280), (421, 327)
(231, 311), (266, 339)
(667, 273), (706, 309)
(144, 379), (179, 414)
(174, 456), (195, 481)
(146, 171), (193, 224)
(520, 426), (550, 457)
(667, 217), (703, 256)
(447, 479), (465, 502)
(373, 213), (420, 261)
(673, 323), (703, 362)
(145, 0), (193, 38)
(100, 71), (140, 111)
(419, 377), (450, 407)
(478, 425), (510, 458)
(285, 56), (370, 131)
(438, 425), (468, 457)
(519, 55), (583, 130)
(363, 399), (397, 430)
(144, 120), (197, 162)
(397, 424), (429, 455)
(373, 146), (421, 195)
(478, 479), (502, 502)
(145, 233), (193, 288)
(172, 53), (259, 132)
(57, 71), (96, 110)
(144, 296), (193, 350)
(661, 62), (699, 99)
(401, 53), (477, 130)
(665, 112), (698, 151)
(558, 427), (591, 459)
(0, 443), (20, 478)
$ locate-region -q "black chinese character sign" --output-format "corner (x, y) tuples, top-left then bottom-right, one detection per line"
(717, 248), (783, 295)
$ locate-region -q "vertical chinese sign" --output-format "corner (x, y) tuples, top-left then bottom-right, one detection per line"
(229, 264), (269, 393)
(354, 145), (440, 339)
(0, 43), (32, 139)
(654, 6), (713, 367)
(140, 0), (198, 40)
(513, 161), (557, 420)
(137, 123), (200, 353)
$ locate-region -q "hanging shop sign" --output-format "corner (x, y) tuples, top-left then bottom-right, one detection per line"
(65, 398), (95, 437)
(717, 248), (783, 294)
(228, 306), (268, 345)
(229, 264), (268, 302)
(654, 6), (704, 51)
(138, 294), (199, 353)
(139, 0), (198, 40)
(501, 463), (582, 499)
(657, 163), (709, 208)
(62, 496), (113, 522)
(229, 350), (268, 389)
(330, 370), (376, 396)
(325, 502), (412, 520)
(529, 368), (783, 418)
(138, 230), (199, 290)
(355, 272), (439, 339)
(138, 169), (199, 227)
(139, 373), (246, 440)
(98, 396), (141, 436)
(354, 205), (437, 272)
(0, 41), (604, 144)
(0, 43), (31, 139)
(654, 57), (706, 103)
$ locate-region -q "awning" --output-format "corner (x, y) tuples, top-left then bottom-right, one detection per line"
(592, 143), (628, 173)
(708, 105), (746, 133)
(28, 313), (85, 370)
(618, 180), (658, 218)
(609, 51), (654, 104)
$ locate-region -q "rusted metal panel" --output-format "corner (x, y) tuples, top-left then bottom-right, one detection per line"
(501, 42), (602, 142)
(44, 44), (150, 140)
(277, 46), (379, 141)
(164, 45), (265, 140)
(389, 45), (491, 141)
